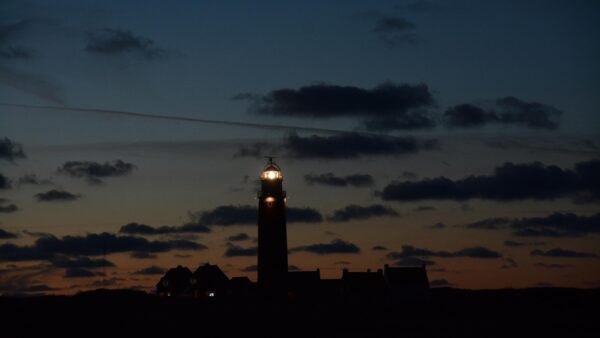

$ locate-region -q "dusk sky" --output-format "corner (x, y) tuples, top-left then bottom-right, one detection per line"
(1, 0), (599, 295)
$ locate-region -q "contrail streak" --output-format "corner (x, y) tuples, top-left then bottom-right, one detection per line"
(0, 103), (378, 136)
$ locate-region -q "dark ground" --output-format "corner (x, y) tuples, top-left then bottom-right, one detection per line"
(1, 288), (598, 338)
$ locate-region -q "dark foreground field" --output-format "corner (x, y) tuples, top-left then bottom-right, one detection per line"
(1, 288), (598, 338)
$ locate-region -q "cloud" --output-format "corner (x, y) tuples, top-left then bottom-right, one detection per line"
(239, 133), (439, 160)
(372, 15), (419, 47)
(0, 228), (17, 239)
(510, 212), (600, 238)
(224, 243), (257, 257)
(0, 20), (65, 103)
(240, 265), (257, 272)
(0, 46), (32, 59)
(394, 1), (444, 12)
(429, 279), (452, 287)
(0, 232), (205, 262)
(393, 256), (435, 266)
(0, 173), (11, 190)
(444, 97), (562, 130)
(49, 255), (115, 268)
(463, 212), (600, 238)
(289, 239), (360, 255)
(534, 262), (571, 269)
(0, 199), (18, 213)
(227, 233), (251, 242)
(236, 82), (435, 131)
(132, 266), (165, 275)
(84, 28), (166, 59)
(464, 217), (510, 230)
(192, 205), (322, 226)
(503, 240), (547, 247)
(425, 222), (446, 229)
(17, 174), (52, 186)
(130, 251), (158, 259)
(64, 268), (101, 278)
(0, 20), (36, 60)
(380, 159), (600, 203)
(22, 230), (52, 238)
(119, 222), (211, 235)
(304, 173), (374, 187)
(500, 258), (518, 269)
(287, 207), (324, 223)
(35, 189), (80, 202)
(372, 245), (388, 251)
(387, 245), (501, 260)
(530, 248), (597, 258)
(0, 137), (26, 161)
(58, 160), (136, 185)
(326, 204), (399, 222)
(0, 64), (65, 104)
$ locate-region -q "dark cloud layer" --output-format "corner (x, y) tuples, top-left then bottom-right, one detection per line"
(58, 160), (136, 185)
(304, 173), (374, 187)
(132, 266), (166, 275)
(237, 82), (435, 131)
(289, 239), (360, 255)
(464, 217), (511, 230)
(224, 244), (257, 257)
(0, 173), (11, 190)
(0, 65), (65, 104)
(119, 222), (211, 236)
(238, 133), (438, 160)
(444, 97), (562, 130)
(17, 174), (52, 186)
(35, 189), (81, 202)
(327, 204), (399, 222)
(0, 137), (26, 161)
(192, 205), (322, 226)
(381, 159), (600, 203)
(373, 15), (419, 47)
(63, 268), (100, 278)
(510, 212), (600, 238)
(0, 20), (35, 60)
(0, 232), (205, 262)
(49, 255), (115, 268)
(530, 248), (597, 258)
(0, 173), (12, 190)
(464, 212), (599, 238)
(0, 199), (17, 213)
(227, 233), (251, 242)
(0, 228), (17, 239)
(387, 245), (501, 261)
(35, 189), (80, 202)
(85, 28), (166, 59)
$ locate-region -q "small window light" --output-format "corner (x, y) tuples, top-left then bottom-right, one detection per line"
(265, 197), (275, 207)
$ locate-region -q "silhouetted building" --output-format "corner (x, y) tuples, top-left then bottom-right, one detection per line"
(384, 264), (430, 303)
(341, 268), (387, 304)
(229, 276), (257, 299)
(257, 157), (288, 299)
(287, 269), (320, 302)
(156, 265), (192, 297)
(190, 263), (229, 299)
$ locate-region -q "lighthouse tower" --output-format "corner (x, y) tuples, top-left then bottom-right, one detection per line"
(257, 157), (288, 298)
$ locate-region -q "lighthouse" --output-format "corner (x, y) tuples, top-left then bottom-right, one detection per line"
(257, 157), (288, 298)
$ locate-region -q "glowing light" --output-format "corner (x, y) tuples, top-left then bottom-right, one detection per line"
(262, 170), (281, 180)
(208, 292), (215, 297)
